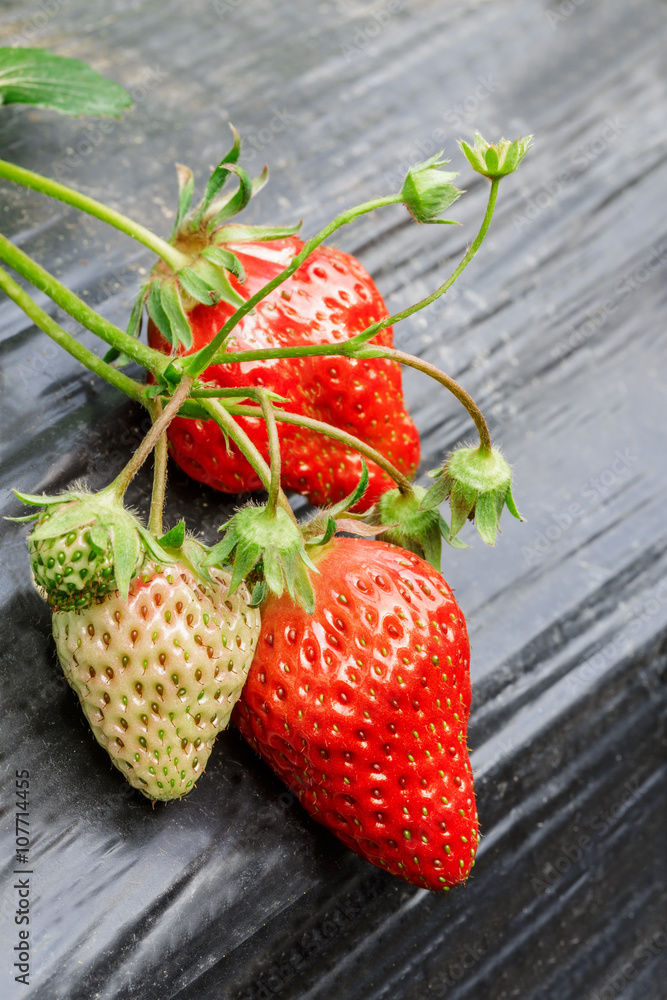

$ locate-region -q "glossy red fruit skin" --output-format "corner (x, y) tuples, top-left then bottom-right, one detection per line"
(233, 538), (478, 890)
(148, 237), (420, 508)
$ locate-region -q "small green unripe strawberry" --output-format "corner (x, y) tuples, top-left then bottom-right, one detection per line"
(52, 560), (261, 801)
(15, 487), (164, 612)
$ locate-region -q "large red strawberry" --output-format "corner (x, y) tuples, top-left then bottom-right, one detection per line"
(148, 236), (420, 508)
(233, 536), (478, 890)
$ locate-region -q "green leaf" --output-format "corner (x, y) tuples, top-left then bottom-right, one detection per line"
(200, 246), (246, 283)
(158, 521), (186, 548)
(214, 222), (302, 243)
(0, 48), (131, 118)
(160, 283), (193, 350)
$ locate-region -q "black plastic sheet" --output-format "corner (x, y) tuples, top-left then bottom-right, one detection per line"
(1, 1), (666, 998)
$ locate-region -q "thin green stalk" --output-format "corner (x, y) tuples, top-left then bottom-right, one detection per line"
(0, 232), (167, 375)
(147, 396), (168, 537)
(226, 403), (414, 494)
(257, 391), (281, 514)
(0, 263), (145, 403)
(0, 159), (189, 272)
(185, 194), (403, 377)
(370, 347), (492, 454)
(211, 178), (500, 367)
(110, 376), (194, 499)
(201, 398), (297, 523)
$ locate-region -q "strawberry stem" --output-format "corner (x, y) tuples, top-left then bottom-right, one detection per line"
(0, 232), (168, 376)
(110, 376), (195, 500)
(257, 391), (282, 515)
(182, 194), (403, 378)
(201, 399), (298, 524)
(0, 159), (190, 273)
(366, 347), (492, 454)
(0, 263), (145, 403)
(147, 396), (168, 537)
(225, 402), (415, 495)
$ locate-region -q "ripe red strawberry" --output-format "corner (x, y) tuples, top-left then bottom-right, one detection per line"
(233, 537), (478, 890)
(53, 560), (261, 800)
(147, 236), (420, 508)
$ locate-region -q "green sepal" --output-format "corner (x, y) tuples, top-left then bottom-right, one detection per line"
(12, 489), (67, 506)
(171, 164), (195, 237)
(376, 485), (447, 571)
(158, 521), (186, 549)
(248, 580), (268, 607)
(302, 462), (371, 544)
(213, 222), (302, 243)
(205, 503), (317, 611)
(147, 282), (176, 349)
(459, 132), (533, 180)
(422, 445), (524, 545)
(400, 153), (462, 224)
(188, 258), (245, 310)
(200, 246), (246, 283)
(4, 513), (41, 523)
(103, 284), (146, 366)
(176, 267), (220, 306)
(192, 126), (242, 224)
(112, 516), (142, 600)
(30, 503), (96, 541)
(204, 163), (254, 231)
(159, 282), (193, 350)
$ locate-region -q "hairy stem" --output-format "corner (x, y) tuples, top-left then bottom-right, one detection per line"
(226, 403), (414, 494)
(0, 232), (167, 374)
(0, 160), (189, 272)
(110, 377), (194, 499)
(0, 264), (146, 403)
(257, 392), (282, 515)
(147, 396), (168, 537)
(201, 399), (297, 523)
(370, 348), (492, 454)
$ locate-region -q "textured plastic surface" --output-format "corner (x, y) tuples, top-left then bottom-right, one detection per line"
(0, 1), (665, 998)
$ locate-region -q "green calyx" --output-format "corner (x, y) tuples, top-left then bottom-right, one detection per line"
(14, 486), (173, 609)
(459, 132), (533, 180)
(400, 154), (462, 224)
(205, 503), (318, 614)
(376, 486), (467, 571)
(137, 125), (301, 354)
(420, 446), (524, 546)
